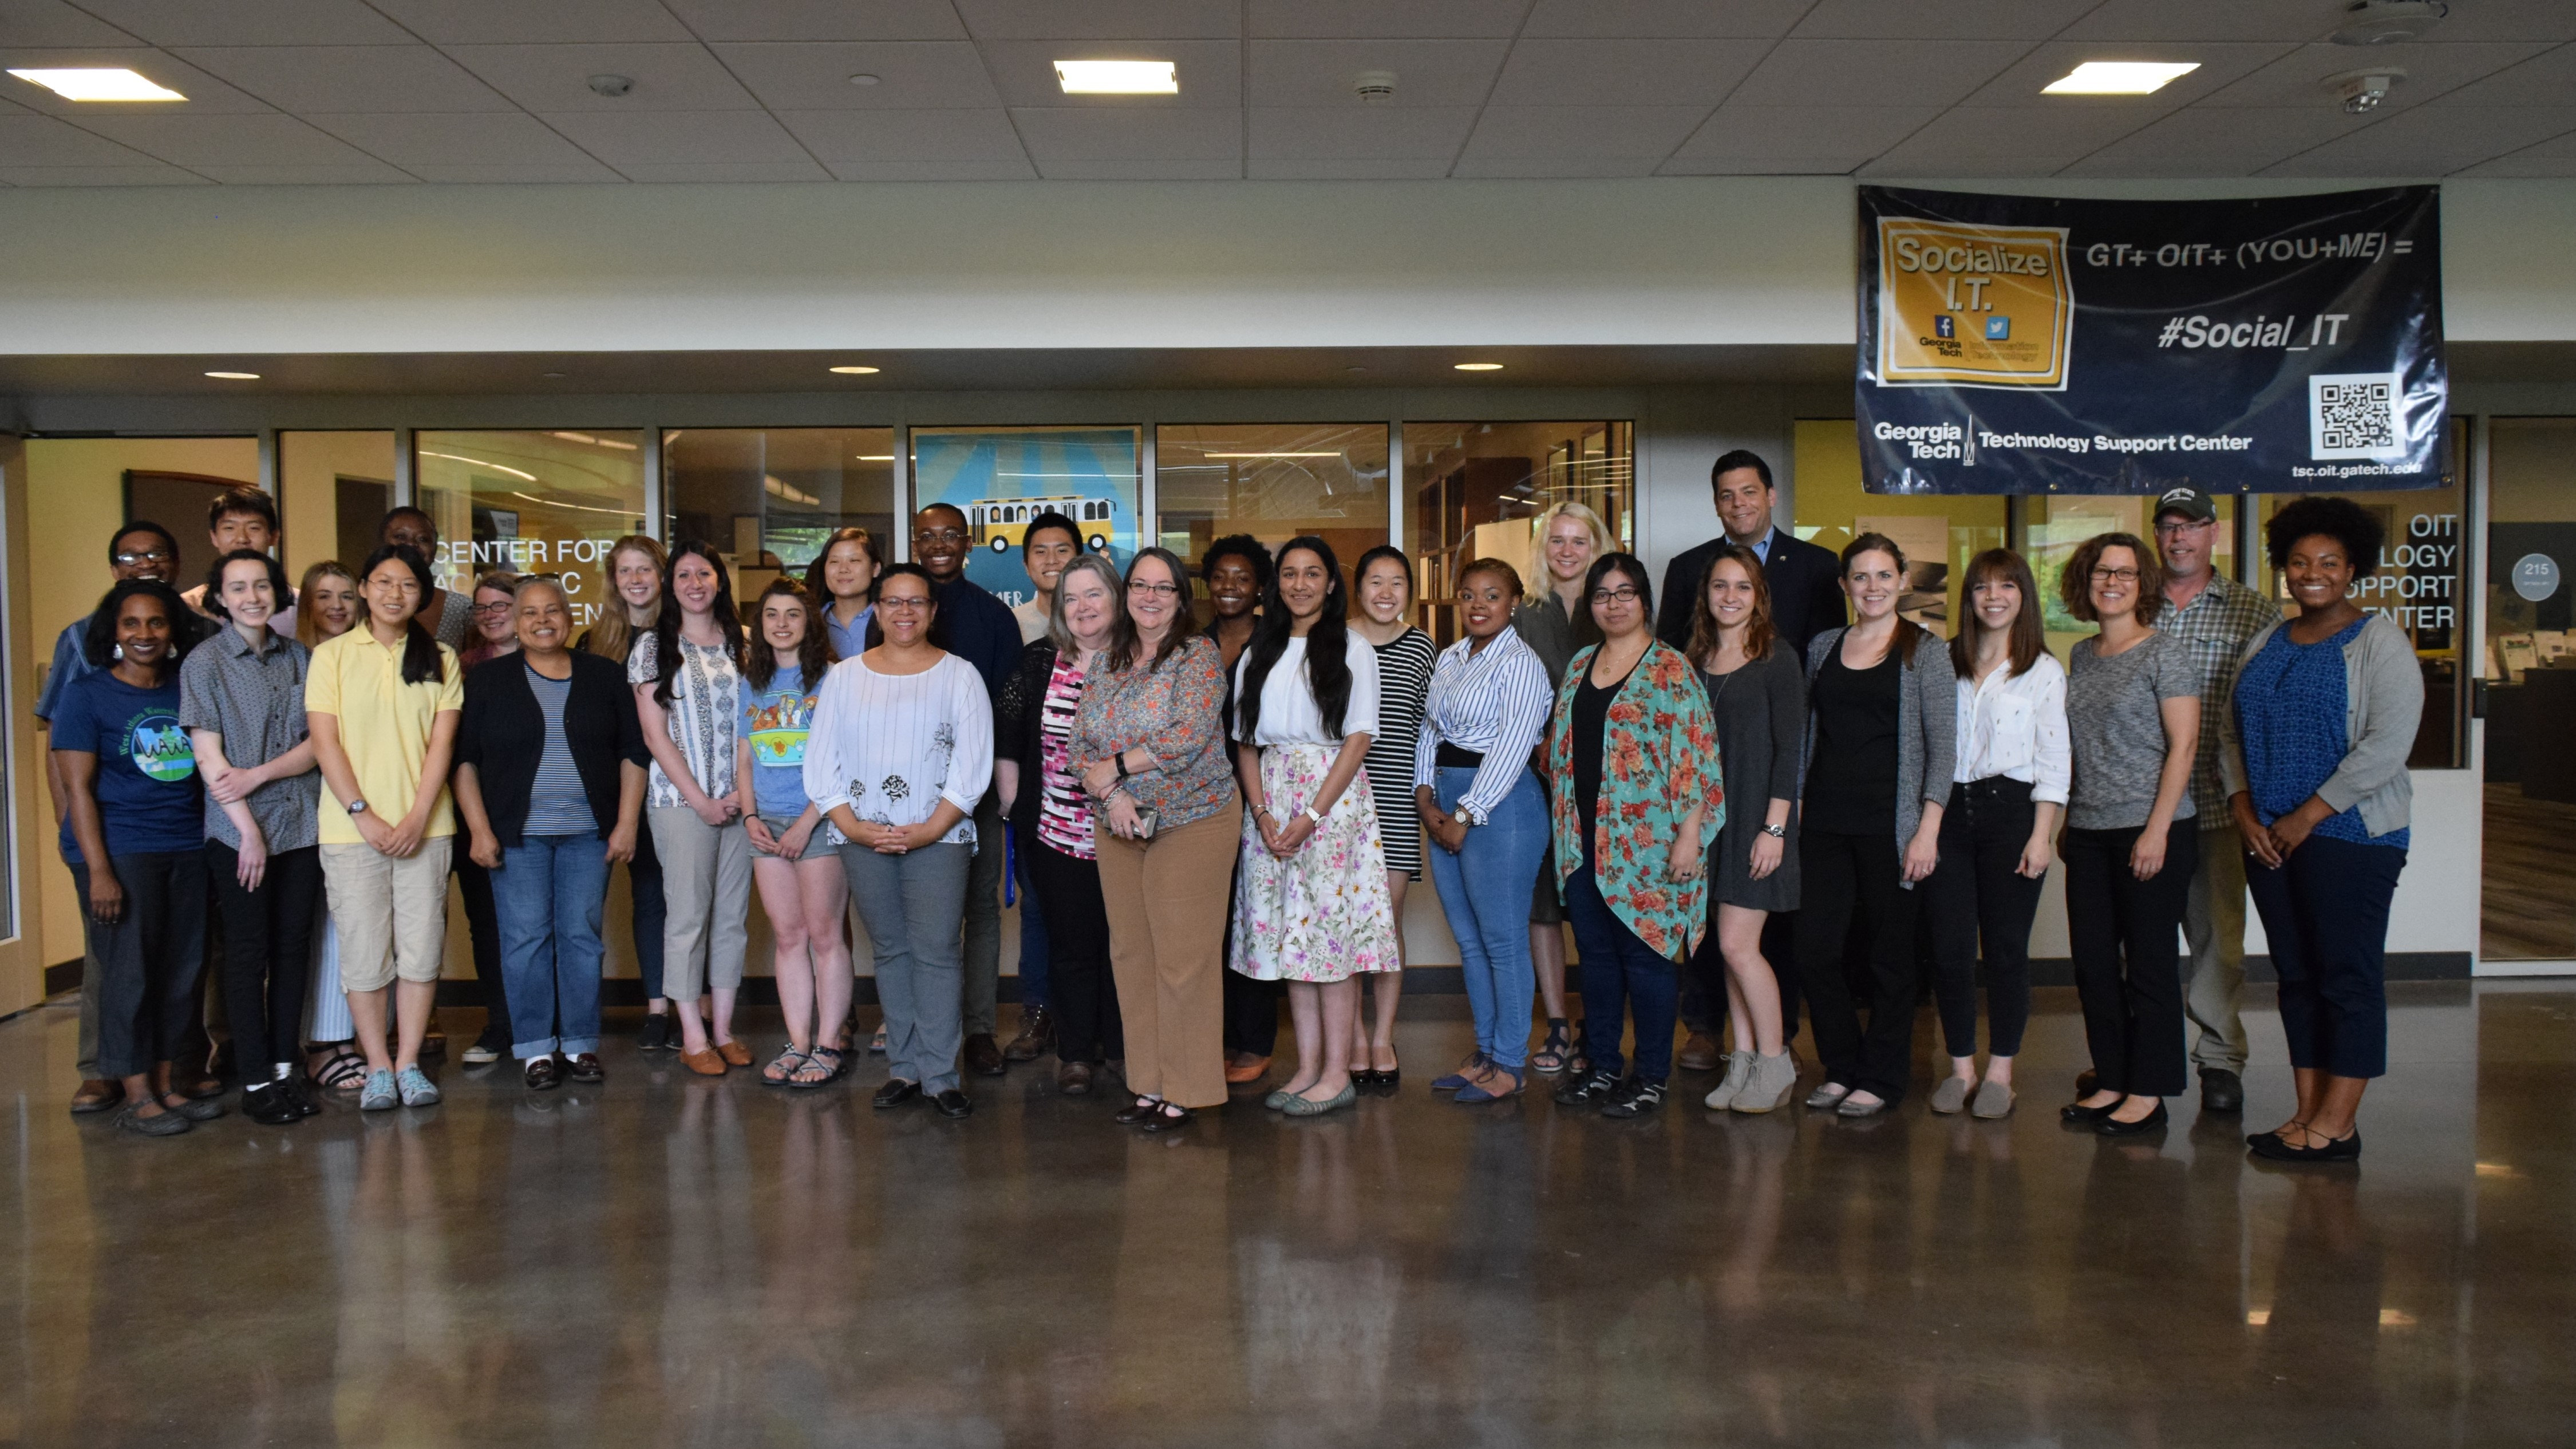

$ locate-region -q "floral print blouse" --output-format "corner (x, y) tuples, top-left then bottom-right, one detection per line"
(1068, 633), (1234, 832)
(1547, 639), (1725, 959)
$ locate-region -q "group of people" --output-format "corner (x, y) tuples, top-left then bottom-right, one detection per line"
(42, 453), (2417, 1162)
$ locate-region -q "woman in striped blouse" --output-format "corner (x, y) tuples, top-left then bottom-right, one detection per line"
(1413, 558), (1556, 1103)
(1349, 544), (1437, 1086)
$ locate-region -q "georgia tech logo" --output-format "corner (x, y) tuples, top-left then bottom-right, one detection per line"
(1877, 218), (2073, 391)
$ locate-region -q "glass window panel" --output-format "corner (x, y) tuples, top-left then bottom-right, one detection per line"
(2483, 417), (2576, 960)
(1792, 419), (2007, 637)
(1155, 424), (1391, 619)
(2021, 492), (2237, 663)
(1405, 421), (1631, 645)
(414, 429), (646, 632)
(912, 425), (1141, 609)
(663, 427), (895, 601)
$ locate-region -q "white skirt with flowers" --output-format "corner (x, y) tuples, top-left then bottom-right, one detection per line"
(1230, 744), (1402, 984)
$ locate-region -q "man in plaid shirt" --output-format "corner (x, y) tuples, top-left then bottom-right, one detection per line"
(2152, 486), (2280, 1116)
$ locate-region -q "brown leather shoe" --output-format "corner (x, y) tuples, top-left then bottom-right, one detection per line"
(69, 1079), (124, 1114)
(964, 1032), (1006, 1077)
(1057, 1060), (1095, 1096)
(1224, 1053), (1271, 1085)
(566, 1052), (605, 1083)
(680, 1047), (727, 1076)
(714, 1038), (752, 1068)
(1676, 1032), (1723, 1073)
(1002, 1006), (1055, 1062)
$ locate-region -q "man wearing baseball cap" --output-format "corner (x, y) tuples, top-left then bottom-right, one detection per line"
(2150, 485), (2279, 1116)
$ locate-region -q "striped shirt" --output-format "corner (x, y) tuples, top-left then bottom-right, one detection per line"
(521, 666), (598, 835)
(1414, 626), (1553, 824)
(1035, 656), (1096, 859)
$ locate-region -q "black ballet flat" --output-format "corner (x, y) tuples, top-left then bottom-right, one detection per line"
(2095, 1101), (2169, 1136)
(2060, 1099), (2117, 1123)
(1114, 1097), (1165, 1126)
(2249, 1125), (2361, 1163)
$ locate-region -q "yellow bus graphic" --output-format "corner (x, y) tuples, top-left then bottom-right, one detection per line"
(969, 495), (1117, 554)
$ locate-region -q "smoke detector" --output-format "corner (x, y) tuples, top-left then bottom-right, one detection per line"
(2326, 67), (2404, 113)
(2331, 0), (2446, 46)
(1352, 70), (1397, 106)
(587, 73), (634, 98)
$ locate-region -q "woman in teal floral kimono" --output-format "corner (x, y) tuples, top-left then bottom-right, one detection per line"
(1547, 552), (1724, 1119)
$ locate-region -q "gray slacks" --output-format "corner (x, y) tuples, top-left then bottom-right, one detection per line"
(2181, 823), (2251, 1075)
(841, 840), (972, 1095)
(962, 791), (1004, 1038)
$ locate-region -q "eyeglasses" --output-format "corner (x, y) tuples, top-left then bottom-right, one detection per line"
(877, 595), (932, 612)
(915, 528), (967, 545)
(472, 601), (515, 617)
(112, 550), (172, 567)
(2154, 519), (2212, 535)
(1590, 586), (1643, 605)
(1129, 581), (1183, 599)
(2091, 566), (2141, 583)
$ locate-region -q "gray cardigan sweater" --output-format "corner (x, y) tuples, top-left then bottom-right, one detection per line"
(1800, 623), (1958, 888)
(2218, 611), (2421, 838)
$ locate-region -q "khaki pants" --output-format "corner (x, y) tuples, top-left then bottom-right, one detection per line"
(649, 807), (753, 1002)
(1095, 797), (1240, 1110)
(321, 838), (455, 993)
(2181, 823), (2251, 1075)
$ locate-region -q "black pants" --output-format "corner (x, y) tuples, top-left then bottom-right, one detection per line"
(1026, 839), (1123, 1065)
(1795, 829), (1920, 1102)
(2246, 835), (2404, 1080)
(457, 854), (513, 1045)
(76, 854), (208, 1081)
(206, 841), (323, 1075)
(1220, 863), (1281, 1057)
(1923, 778), (2046, 1059)
(1681, 910), (1800, 1041)
(2064, 820), (2198, 1098)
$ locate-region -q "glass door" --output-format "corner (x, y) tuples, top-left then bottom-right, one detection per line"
(2482, 418), (2576, 962)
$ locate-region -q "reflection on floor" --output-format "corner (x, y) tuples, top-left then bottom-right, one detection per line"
(2480, 783), (2576, 960)
(2, 984), (2569, 1446)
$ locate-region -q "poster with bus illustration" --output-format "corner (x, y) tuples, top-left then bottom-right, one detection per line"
(910, 428), (1140, 608)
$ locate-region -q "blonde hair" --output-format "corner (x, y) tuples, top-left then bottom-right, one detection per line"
(295, 561), (358, 648)
(584, 534), (667, 662)
(1528, 500), (1612, 586)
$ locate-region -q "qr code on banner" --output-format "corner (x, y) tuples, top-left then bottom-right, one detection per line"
(2309, 371), (2405, 460)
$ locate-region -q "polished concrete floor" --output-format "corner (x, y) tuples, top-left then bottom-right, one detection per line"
(2, 982), (2570, 1448)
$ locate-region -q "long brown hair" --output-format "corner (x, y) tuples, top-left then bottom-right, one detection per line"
(1950, 548), (2050, 678)
(1105, 546), (1203, 673)
(1841, 531), (1929, 665)
(295, 560), (356, 648)
(1685, 543), (1774, 667)
(744, 577), (836, 691)
(584, 534), (666, 664)
(803, 526), (879, 607)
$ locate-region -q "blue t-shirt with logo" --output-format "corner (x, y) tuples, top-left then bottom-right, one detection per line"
(52, 669), (203, 863)
(742, 665), (820, 823)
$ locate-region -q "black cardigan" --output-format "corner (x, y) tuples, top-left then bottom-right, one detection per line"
(456, 651), (648, 847)
(993, 639), (1060, 839)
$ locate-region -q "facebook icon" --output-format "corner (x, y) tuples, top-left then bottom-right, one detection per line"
(1934, 315), (1954, 339)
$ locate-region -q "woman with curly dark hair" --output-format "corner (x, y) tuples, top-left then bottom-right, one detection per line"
(736, 578), (851, 1088)
(2222, 496), (2419, 1163)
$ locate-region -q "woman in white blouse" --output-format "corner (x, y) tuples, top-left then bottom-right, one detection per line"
(804, 563), (994, 1120)
(1922, 549), (2069, 1119)
(1230, 538), (1401, 1118)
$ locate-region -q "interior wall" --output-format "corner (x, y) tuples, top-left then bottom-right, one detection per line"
(278, 431), (395, 581)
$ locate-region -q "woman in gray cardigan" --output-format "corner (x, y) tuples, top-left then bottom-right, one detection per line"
(1795, 532), (1955, 1117)
(2222, 497), (2421, 1163)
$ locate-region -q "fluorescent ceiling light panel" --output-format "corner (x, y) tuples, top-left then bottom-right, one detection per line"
(828, 365), (880, 374)
(1453, 362), (1505, 372)
(1054, 60), (1178, 95)
(2042, 61), (2200, 95)
(9, 68), (186, 102)
(204, 370), (260, 380)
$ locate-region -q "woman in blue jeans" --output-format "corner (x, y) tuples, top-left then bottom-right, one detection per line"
(455, 576), (649, 1090)
(1413, 558), (1554, 1103)
(2223, 496), (2420, 1163)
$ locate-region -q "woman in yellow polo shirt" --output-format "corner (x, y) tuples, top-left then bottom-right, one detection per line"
(307, 542), (465, 1112)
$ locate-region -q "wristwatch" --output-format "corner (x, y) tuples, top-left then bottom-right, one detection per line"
(1301, 806), (1325, 827)
(345, 798), (369, 816)
(1761, 823), (1785, 839)
(1452, 808), (1474, 830)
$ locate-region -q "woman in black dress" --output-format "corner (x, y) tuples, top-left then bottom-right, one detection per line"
(1684, 544), (1805, 1114)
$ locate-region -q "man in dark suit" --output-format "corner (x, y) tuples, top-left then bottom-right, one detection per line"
(1656, 448), (1842, 1071)
(1654, 448), (1845, 658)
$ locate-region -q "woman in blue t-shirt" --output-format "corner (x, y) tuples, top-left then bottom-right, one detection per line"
(736, 578), (850, 1087)
(52, 579), (215, 1138)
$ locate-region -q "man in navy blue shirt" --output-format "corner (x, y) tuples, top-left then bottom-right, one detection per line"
(914, 503), (1023, 1076)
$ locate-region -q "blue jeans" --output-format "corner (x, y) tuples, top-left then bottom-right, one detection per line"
(1565, 865), (1681, 1083)
(494, 832), (612, 1059)
(1426, 765), (1547, 1072)
(1014, 831), (1050, 1012)
(2246, 835), (2404, 1080)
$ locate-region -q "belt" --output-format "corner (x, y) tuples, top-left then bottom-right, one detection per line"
(1436, 743), (1486, 769)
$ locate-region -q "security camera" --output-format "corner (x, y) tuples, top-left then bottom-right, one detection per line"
(587, 73), (634, 98)
(2326, 68), (2402, 114)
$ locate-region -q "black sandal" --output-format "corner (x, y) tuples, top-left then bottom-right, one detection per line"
(1531, 1019), (1574, 1076)
(313, 1047), (369, 1093)
(792, 1046), (845, 1089)
(762, 1044), (810, 1086)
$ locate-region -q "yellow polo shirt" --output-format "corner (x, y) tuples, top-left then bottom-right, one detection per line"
(305, 629), (465, 845)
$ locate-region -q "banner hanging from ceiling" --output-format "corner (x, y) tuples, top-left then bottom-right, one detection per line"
(1854, 184), (2446, 495)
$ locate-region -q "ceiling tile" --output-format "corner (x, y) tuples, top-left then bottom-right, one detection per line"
(444, 42), (760, 110)
(72, 109), (388, 163)
(538, 108), (815, 164)
(611, 160), (831, 180)
(1726, 38), (2037, 108)
(2425, 2), (2576, 42)
(1657, 154), (1863, 174)
(174, 45), (517, 112)
(364, 0), (694, 44)
(406, 160), (627, 181)
(1247, 38), (1508, 108)
(1791, 0), (2095, 40)
(2455, 153), (2576, 177)
(1009, 105), (1238, 160)
(0, 109), (160, 163)
(1866, 105), (2162, 171)
(2055, 0), (2334, 44)
(72, 0), (412, 46)
(2432, 44), (2576, 106)
(1032, 156), (1239, 177)
(188, 160), (417, 181)
(1249, 105), (1476, 158)
(659, 0), (969, 42)
(2198, 40), (2556, 113)
(1956, 40), (2293, 106)
(1487, 38), (1766, 107)
(974, 38), (1240, 106)
(0, 45), (281, 112)
(1247, 155), (1451, 176)
(1250, 0), (1530, 39)
(1460, 104), (1709, 159)
(1521, 0), (1810, 40)
(1452, 154), (1662, 176)
(954, 0), (1240, 41)
(0, 161), (208, 182)
(2060, 104), (2368, 175)
(775, 106), (1025, 161)
(2264, 105), (2576, 175)
(1665, 103), (1938, 166)
(712, 41), (1002, 109)
(0, 0), (147, 45)
(302, 110), (599, 164)
(824, 157), (1038, 179)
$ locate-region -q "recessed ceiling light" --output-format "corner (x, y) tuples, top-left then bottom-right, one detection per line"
(849, 73), (881, 86)
(204, 370), (260, 380)
(1453, 362), (1505, 372)
(1054, 59), (1178, 95)
(856, 454), (894, 461)
(8, 68), (186, 102)
(2042, 61), (2200, 96)
(828, 365), (881, 374)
